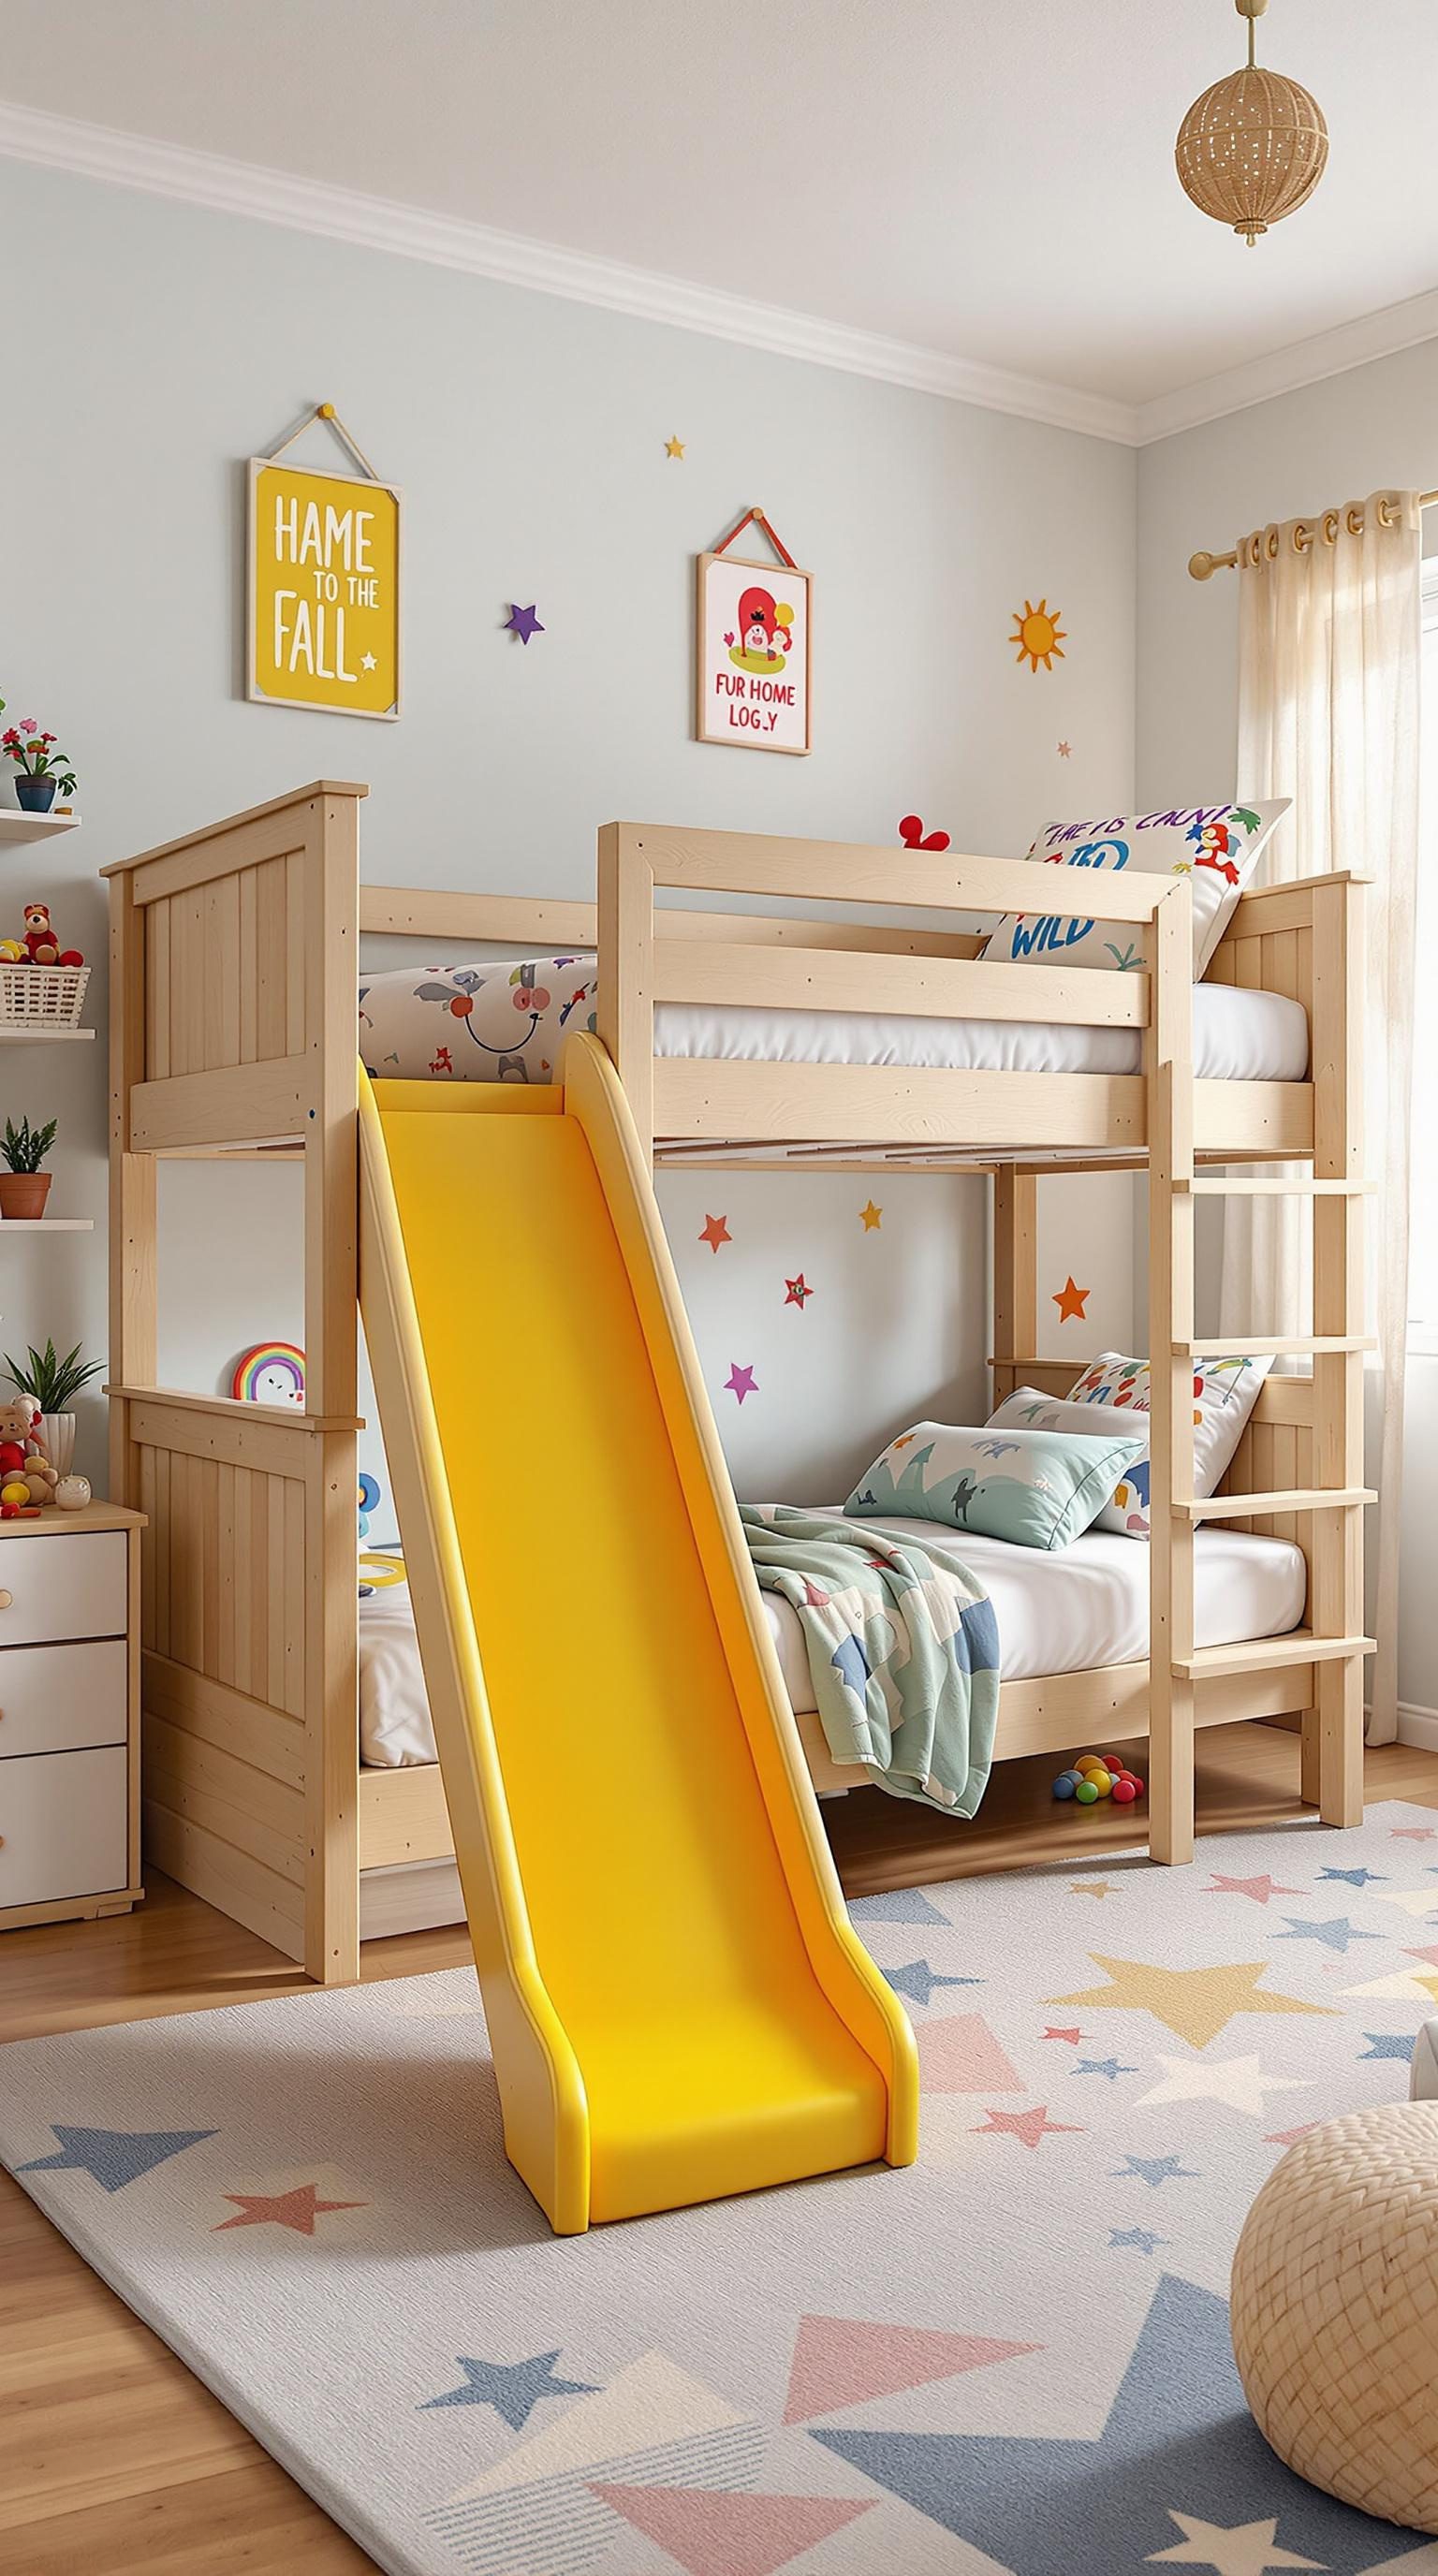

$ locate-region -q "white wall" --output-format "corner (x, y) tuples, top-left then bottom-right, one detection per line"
(1137, 338), (1438, 1713)
(5, 153), (1137, 1497)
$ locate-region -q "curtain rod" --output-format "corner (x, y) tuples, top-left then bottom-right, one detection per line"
(1189, 489), (1438, 580)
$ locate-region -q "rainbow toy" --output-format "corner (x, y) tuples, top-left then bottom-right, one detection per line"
(231, 1341), (306, 1406)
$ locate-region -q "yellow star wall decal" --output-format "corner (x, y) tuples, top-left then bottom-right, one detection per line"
(1049, 1954), (1335, 2051)
(665, 433), (685, 459)
(858, 1200), (883, 1232)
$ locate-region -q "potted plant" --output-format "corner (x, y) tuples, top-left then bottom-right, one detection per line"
(0, 1116), (56, 1219)
(3, 1339), (104, 1478)
(1, 718), (78, 816)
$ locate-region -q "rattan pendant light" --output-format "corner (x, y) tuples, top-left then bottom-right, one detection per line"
(1176, 0), (1328, 246)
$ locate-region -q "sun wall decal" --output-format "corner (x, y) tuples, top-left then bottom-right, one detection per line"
(1011, 598), (1066, 673)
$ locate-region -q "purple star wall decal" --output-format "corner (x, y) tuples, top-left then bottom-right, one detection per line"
(505, 603), (545, 645)
(725, 1363), (757, 1404)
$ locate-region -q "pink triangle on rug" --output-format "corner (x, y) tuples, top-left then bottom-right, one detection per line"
(783, 2314), (1038, 2422)
(917, 2012), (1023, 2094)
(590, 2483), (872, 2576)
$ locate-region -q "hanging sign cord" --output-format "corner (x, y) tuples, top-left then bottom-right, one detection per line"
(263, 401), (383, 481)
(712, 506), (799, 570)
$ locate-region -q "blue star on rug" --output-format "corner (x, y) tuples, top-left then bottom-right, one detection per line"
(882, 1960), (981, 2007)
(1076, 2057), (1137, 2083)
(418, 2349), (595, 2430)
(814, 2274), (1422, 2576)
(848, 1889), (951, 1926)
(1113, 2153), (1198, 2188)
(1359, 2031), (1416, 2062)
(1109, 2227), (1167, 2255)
(1274, 1916), (1380, 1955)
(16, 2125), (218, 2192)
(1318, 1866), (1387, 1889)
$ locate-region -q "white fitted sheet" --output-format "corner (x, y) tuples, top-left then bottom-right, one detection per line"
(652, 978), (1308, 1082)
(358, 1517), (1307, 1768)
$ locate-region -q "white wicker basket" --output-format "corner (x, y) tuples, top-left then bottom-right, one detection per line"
(0, 963), (90, 1028)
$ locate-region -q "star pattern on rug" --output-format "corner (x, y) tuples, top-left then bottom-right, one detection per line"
(1373, 1885), (1438, 1919)
(882, 1959), (980, 2007)
(1135, 2053), (1311, 2120)
(1274, 1916), (1381, 1955)
(213, 2183), (366, 2237)
(1205, 1874), (1304, 1906)
(1043, 2025), (1083, 2043)
(1071, 1881), (1119, 1901)
(1076, 2057), (1136, 2082)
(698, 1212), (730, 1252)
(1110, 2226), (1168, 2255)
(1114, 2153), (1200, 2188)
(784, 2314), (1038, 2422)
(1319, 1866), (1387, 1888)
(725, 1363), (757, 1403)
(419, 2348), (596, 2429)
(17, 2125), (218, 2192)
(592, 2483), (873, 2576)
(1050, 1954), (1336, 2050)
(1147, 2510), (1325, 2571)
(1390, 1825), (1437, 1840)
(1359, 2031), (1416, 2062)
(1052, 1275), (1090, 1323)
(974, 2104), (1083, 2149)
(504, 602), (544, 644)
(783, 1273), (814, 1308)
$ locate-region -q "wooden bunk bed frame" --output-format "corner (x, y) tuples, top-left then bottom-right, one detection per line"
(104, 783), (1372, 1983)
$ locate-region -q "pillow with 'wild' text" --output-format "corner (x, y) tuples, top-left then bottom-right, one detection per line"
(980, 800), (1290, 980)
(844, 1419), (1144, 1553)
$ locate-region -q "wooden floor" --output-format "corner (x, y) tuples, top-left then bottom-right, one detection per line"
(4, 1730), (1437, 2575)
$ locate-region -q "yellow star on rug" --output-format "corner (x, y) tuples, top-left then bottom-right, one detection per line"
(1070, 1881), (1117, 1900)
(665, 433), (685, 459)
(1048, 1954), (1336, 2051)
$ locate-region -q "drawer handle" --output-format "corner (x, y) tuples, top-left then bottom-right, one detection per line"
(0, 1591), (11, 1611)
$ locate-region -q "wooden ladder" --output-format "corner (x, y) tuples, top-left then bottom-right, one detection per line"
(1147, 877), (1372, 1864)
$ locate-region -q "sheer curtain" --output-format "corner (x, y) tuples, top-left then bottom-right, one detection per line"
(1219, 493), (1421, 1743)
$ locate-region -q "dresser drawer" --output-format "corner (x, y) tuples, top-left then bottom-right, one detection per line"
(0, 1746), (128, 1908)
(0, 1532), (127, 1646)
(0, 1641), (127, 1759)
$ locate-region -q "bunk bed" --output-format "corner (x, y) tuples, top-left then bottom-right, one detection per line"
(104, 783), (1372, 1983)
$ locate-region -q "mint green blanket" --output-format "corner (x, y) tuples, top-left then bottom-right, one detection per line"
(740, 1507), (1001, 1817)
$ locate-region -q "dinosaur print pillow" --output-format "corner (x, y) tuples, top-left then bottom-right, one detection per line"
(1063, 1350), (1274, 1537)
(844, 1420), (1145, 1553)
(359, 955), (598, 1085)
(980, 800), (1290, 980)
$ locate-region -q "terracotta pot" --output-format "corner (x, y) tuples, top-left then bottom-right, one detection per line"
(0, 1171), (51, 1220)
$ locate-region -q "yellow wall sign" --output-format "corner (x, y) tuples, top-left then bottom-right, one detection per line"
(247, 460), (401, 720)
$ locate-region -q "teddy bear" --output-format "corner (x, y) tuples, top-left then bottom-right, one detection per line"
(20, 903), (83, 971)
(0, 1396), (58, 1509)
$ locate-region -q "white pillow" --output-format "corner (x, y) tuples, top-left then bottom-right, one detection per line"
(1058, 1351), (1274, 1539)
(980, 800), (1290, 980)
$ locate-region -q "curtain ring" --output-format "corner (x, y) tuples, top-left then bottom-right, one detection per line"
(1346, 505), (1364, 536)
(1291, 520), (1313, 554)
(1265, 525), (1281, 560)
(1322, 509), (1341, 546)
(1378, 494), (1400, 529)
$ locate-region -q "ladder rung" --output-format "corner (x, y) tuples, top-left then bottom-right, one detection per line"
(1172, 1336), (1375, 1358)
(1178, 1487), (1375, 1521)
(1182, 1178), (1375, 1197)
(1174, 1632), (1375, 1680)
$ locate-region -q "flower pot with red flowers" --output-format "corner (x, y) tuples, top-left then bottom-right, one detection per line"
(0, 1117), (56, 1220)
(1, 717), (77, 816)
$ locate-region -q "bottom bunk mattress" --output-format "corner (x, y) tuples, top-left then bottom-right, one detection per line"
(357, 1516), (1308, 1769)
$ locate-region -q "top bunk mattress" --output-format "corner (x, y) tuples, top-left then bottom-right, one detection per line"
(357, 1516), (1307, 1769)
(359, 956), (1310, 1088)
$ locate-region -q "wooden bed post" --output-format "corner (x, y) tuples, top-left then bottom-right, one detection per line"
(1147, 884), (1196, 1865)
(109, 867), (156, 1513)
(991, 1169), (1036, 1408)
(1310, 878), (1366, 1825)
(596, 823), (655, 1164)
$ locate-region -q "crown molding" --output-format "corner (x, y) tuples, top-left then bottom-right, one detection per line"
(1136, 285), (1438, 445)
(0, 98), (1139, 444)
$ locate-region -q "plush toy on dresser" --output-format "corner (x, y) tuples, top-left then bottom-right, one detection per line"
(0, 1396), (59, 1514)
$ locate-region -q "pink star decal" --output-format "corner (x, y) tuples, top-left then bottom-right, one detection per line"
(699, 1213), (731, 1253)
(1204, 1872), (1303, 1905)
(213, 2182), (365, 2236)
(725, 1363), (757, 1404)
(784, 1273), (814, 1307)
(973, 2104), (1083, 2150)
(1042, 2026), (1083, 2044)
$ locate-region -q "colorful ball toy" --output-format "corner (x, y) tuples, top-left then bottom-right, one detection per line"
(1052, 1750), (1147, 1807)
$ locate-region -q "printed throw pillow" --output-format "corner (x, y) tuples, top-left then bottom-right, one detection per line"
(844, 1419), (1145, 1554)
(360, 954), (598, 1084)
(1062, 1350), (1274, 1538)
(987, 1386), (1148, 1521)
(980, 800), (1290, 980)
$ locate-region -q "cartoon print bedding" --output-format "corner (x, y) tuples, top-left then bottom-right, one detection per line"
(740, 1508), (1000, 1817)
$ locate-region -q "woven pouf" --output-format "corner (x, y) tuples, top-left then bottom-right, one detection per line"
(1231, 2101), (1438, 2531)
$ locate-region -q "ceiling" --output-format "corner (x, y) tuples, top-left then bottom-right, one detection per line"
(1, 0), (1433, 434)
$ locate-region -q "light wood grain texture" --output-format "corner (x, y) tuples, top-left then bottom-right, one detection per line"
(359, 884), (988, 959)
(625, 823), (1171, 920)
(653, 944), (1150, 1026)
(1146, 887), (1197, 1866)
(358, 1763), (453, 1867)
(990, 1169), (1036, 1408)
(1310, 877), (1367, 1826)
(595, 819), (654, 1160)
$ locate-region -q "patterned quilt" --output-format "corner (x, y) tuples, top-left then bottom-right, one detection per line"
(740, 1507), (1000, 1815)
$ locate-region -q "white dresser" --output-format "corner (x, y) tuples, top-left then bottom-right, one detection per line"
(0, 1503), (145, 1931)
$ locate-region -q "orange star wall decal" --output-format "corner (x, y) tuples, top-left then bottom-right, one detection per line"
(698, 1213), (731, 1252)
(1052, 1276), (1090, 1323)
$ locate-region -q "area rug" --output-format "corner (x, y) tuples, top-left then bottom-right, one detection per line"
(7, 1806), (1438, 2576)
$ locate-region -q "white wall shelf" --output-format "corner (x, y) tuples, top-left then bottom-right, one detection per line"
(0, 1026), (94, 1045)
(0, 812), (80, 849)
(0, 1219), (94, 1233)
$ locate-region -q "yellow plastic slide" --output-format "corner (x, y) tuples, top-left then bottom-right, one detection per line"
(359, 1034), (917, 2233)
